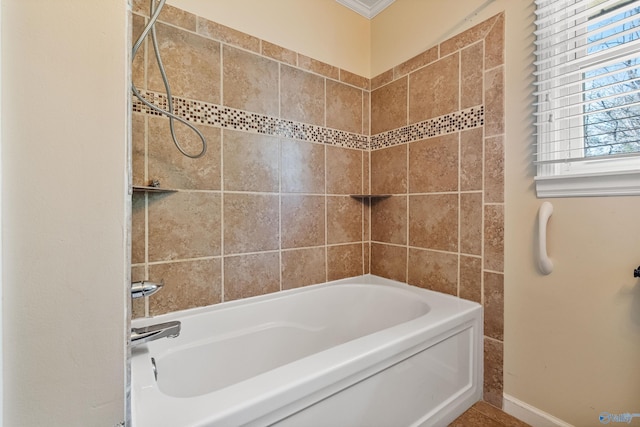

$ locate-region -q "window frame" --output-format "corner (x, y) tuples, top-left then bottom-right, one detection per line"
(534, 0), (640, 198)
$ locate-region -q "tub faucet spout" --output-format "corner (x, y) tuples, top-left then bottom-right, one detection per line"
(131, 321), (181, 347)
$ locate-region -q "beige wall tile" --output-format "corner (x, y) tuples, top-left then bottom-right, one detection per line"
(409, 133), (459, 193)
(223, 46), (278, 116)
(223, 193), (279, 254)
(327, 244), (363, 281)
(224, 253), (280, 301)
(484, 66), (505, 137)
(371, 243), (407, 282)
(262, 41), (297, 66)
(371, 195), (407, 245)
(484, 272), (504, 341)
(130, 8), (505, 342)
(223, 130), (279, 192)
(148, 192), (221, 261)
(363, 198), (370, 241)
(484, 204), (504, 272)
(409, 194), (458, 252)
(281, 139), (325, 193)
(298, 54), (339, 80)
(484, 338), (503, 408)
(131, 194), (146, 265)
(461, 42), (484, 109)
(132, 15), (146, 91)
(460, 192), (483, 256)
(407, 248), (458, 296)
(280, 65), (325, 127)
(394, 46), (438, 78)
(485, 14), (505, 70)
(157, 3), (196, 31)
(363, 150), (370, 195)
(339, 69), (370, 90)
(363, 242), (370, 274)
(485, 135), (504, 203)
(281, 195), (325, 249)
(363, 91), (370, 136)
(148, 117), (221, 190)
(131, 0), (147, 16)
(371, 76), (407, 134)
(148, 258), (222, 315)
(326, 80), (363, 134)
(148, 22), (220, 104)
(460, 128), (483, 192)
(327, 196), (363, 244)
(132, 113), (146, 186)
(197, 18), (260, 52)
(409, 53), (459, 123)
(460, 255), (482, 303)
(440, 14), (498, 56)
(371, 144), (407, 194)
(371, 69), (394, 90)
(131, 266), (146, 319)
(326, 146), (362, 194)
(281, 247), (326, 289)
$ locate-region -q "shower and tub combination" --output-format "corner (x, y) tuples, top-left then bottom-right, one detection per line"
(131, 275), (483, 426)
(131, 1), (485, 425)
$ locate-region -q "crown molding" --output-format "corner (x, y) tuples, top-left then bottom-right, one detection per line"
(335, 0), (395, 19)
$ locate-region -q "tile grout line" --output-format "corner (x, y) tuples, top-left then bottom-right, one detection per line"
(219, 43), (225, 304)
(278, 62), (283, 292)
(142, 14), (150, 318)
(143, 113), (150, 317)
(405, 134), (410, 283)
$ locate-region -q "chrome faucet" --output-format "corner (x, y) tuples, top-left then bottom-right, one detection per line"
(131, 321), (181, 346)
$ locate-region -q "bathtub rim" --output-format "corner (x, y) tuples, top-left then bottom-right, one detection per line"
(131, 273), (479, 328)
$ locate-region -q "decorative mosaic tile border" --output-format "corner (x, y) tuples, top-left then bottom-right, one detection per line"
(370, 106), (484, 150)
(133, 90), (369, 150)
(133, 90), (484, 150)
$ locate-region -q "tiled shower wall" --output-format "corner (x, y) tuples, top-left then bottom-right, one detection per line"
(130, 1), (504, 409)
(368, 14), (505, 407)
(131, 2), (371, 317)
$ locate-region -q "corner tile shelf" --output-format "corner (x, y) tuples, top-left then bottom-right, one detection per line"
(132, 185), (177, 193)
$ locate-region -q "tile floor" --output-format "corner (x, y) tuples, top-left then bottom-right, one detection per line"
(449, 401), (532, 426)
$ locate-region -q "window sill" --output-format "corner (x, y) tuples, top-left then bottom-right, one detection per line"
(535, 170), (640, 198)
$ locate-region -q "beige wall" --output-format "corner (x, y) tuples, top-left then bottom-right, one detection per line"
(165, 0), (640, 424)
(2, 0), (128, 425)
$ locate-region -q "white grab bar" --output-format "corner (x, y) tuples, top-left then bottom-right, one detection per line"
(538, 202), (554, 275)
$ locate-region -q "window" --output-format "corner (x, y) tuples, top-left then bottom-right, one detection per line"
(534, 0), (640, 197)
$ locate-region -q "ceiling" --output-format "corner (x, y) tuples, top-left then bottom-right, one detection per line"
(335, 0), (396, 19)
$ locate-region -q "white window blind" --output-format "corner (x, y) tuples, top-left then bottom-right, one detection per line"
(534, 0), (640, 197)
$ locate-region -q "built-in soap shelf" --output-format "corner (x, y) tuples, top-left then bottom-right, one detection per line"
(132, 186), (177, 193)
(132, 180), (177, 194)
(349, 194), (391, 199)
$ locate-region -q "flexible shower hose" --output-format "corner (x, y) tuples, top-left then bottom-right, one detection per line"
(131, 0), (207, 159)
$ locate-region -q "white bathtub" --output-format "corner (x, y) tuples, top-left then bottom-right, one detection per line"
(131, 274), (483, 427)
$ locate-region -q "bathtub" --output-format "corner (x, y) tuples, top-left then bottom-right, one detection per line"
(130, 274), (483, 427)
